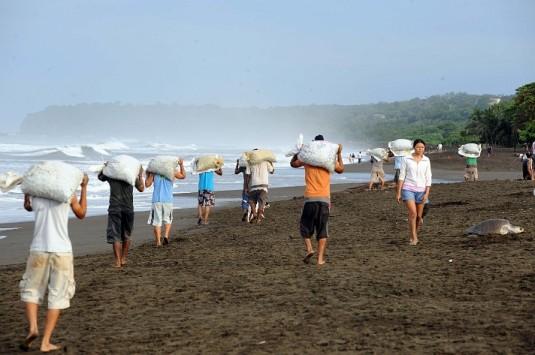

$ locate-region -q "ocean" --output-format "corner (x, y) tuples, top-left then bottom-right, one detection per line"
(0, 139), (372, 224)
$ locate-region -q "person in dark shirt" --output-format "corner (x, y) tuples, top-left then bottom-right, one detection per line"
(98, 167), (144, 268)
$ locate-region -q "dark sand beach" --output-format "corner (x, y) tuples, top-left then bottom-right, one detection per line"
(1, 149), (535, 353)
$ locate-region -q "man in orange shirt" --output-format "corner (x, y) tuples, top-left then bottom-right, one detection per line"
(290, 135), (344, 266)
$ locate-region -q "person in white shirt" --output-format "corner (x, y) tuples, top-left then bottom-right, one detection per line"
(246, 150), (275, 224)
(19, 175), (88, 352)
(396, 139), (432, 245)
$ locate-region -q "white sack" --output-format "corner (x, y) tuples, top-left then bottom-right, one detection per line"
(367, 148), (389, 162)
(245, 150), (277, 166)
(21, 161), (83, 203)
(0, 171), (23, 192)
(193, 155), (224, 173)
(102, 155), (141, 186)
(458, 143), (481, 158)
(147, 156), (179, 181)
(285, 133), (304, 157)
(388, 139), (413, 157)
(298, 141), (339, 173)
(238, 153), (249, 169)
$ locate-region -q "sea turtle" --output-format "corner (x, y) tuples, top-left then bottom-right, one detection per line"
(464, 219), (524, 236)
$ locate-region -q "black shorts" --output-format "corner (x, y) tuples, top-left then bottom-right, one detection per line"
(300, 201), (329, 240)
(106, 210), (134, 244)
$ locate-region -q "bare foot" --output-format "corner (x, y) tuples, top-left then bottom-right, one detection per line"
(317, 261), (326, 266)
(303, 251), (315, 264)
(409, 239), (418, 246)
(40, 343), (63, 353)
(113, 262), (122, 268)
(121, 259), (127, 266)
(19, 332), (38, 351)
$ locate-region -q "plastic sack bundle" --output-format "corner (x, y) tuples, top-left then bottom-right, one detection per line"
(21, 161), (83, 203)
(102, 155), (141, 186)
(193, 155), (224, 173)
(388, 139), (413, 157)
(298, 141), (339, 173)
(458, 143), (481, 158)
(238, 153), (249, 169)
(244, 150), (277, 166)
(147, 156), (180, 181)
(367, 148), (389, 162)
(0, 171), (23, 192)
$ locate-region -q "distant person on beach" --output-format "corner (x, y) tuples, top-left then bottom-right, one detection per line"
(394, 155), (404, 185)
(357, 151), (362, 164)
(526, 152), (534, 180)
(396, 139), (432, 246)
(197, 167), (223, 225)
(368, 156), (385, 190)
(521, 153), (531, 180)
(464, 156), (479, 182)
(19, 175), (88, 352)
(246, 150), (275, 224)
(290, 135), (344, 265)
(235, 159), (251, 222)
(437, 143), (443, 152)
(145, 160), (185, 246)
(99, 166), (145, 266)
(486, 145), (492, 157)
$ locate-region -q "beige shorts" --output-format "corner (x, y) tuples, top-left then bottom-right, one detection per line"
(370, 167), (385, 183)
(19, 252), (75, 310)
(464, 166), (479, 181)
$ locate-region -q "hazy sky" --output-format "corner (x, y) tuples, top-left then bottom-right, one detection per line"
(1, 0), (534, 132)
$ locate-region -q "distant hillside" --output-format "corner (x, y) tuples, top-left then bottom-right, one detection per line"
(20, 93), (506, 144)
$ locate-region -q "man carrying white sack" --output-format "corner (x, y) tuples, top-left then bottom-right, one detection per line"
(246, 149), (275, 224)
(235, 159), (251, 222)
(290, 135), (344, 266)
(98, 167), (145, 266)
(197, 167), (223, 225)
(145, 159), (185, 246)
(19, 175), (88, 353)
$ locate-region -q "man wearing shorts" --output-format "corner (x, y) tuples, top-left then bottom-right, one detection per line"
(464, 156), (478, 182)
(235, 159), (251, 222)
(197, 168), (223, 225)
(99, 166), (145, 266)
(246, 152), (275, 224)
(368, 156), (385, 190)
(146, 159), (185, 246)
(19, 175), (88, 352)
(291, 135), (344, 266)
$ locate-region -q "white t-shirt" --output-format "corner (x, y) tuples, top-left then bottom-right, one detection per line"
(30, 197), (72, 253)
(246, 161), (274, 192)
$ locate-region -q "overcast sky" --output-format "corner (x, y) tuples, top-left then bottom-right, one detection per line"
(1, 0), (534, 132)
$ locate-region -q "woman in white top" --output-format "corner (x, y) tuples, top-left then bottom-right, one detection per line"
(396, 139), (432, 245)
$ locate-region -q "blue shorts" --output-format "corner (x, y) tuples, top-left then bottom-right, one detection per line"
(241, 191), (249, 210)
(401, 189), (426, 204)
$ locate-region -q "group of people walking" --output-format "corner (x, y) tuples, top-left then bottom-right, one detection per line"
(16, 134), (433, 352)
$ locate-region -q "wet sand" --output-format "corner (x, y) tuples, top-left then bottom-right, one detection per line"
(1, 149), (534, 353)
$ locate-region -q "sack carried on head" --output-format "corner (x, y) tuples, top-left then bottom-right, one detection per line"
(297, 141), (339, 173)
(367, 148), (389, 162)
(21, 161), (83, 203)
(147, 156), (179, 181)
(388, 139), (413, 157)
(102, 155), (141, 186)
(244, 150), (277, 166)
(0, 171), (23, 193)
(193, 155), (224, 173)
(458, 143), (481, 158)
